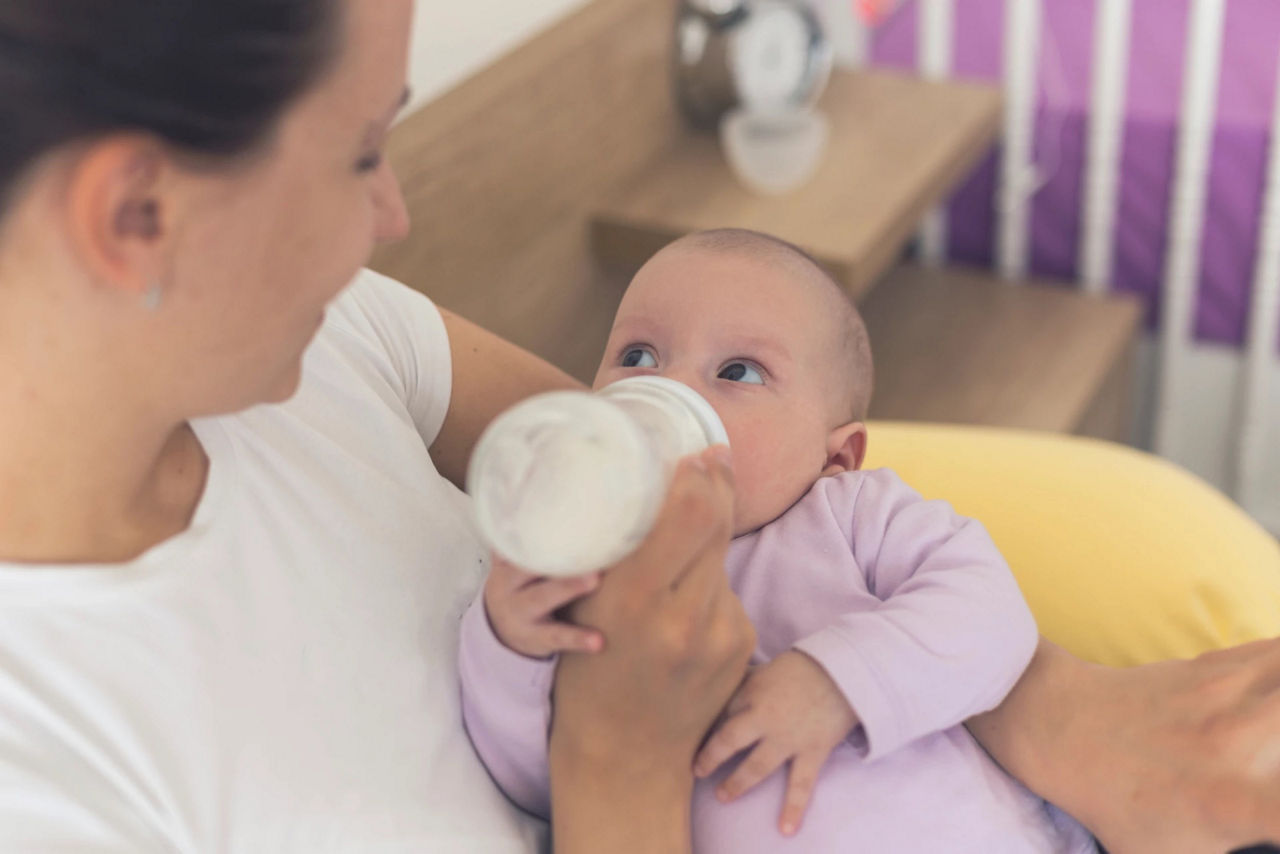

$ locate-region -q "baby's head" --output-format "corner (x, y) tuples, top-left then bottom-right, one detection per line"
(594, 228), (873, 536)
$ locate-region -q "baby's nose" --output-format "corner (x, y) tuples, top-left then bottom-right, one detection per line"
(665, 373), (721, 416)
(662, 369), (702, 394)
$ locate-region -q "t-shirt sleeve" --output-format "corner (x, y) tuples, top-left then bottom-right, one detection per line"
(325, 268), (454, 447)
(793, 469), (1039, 762)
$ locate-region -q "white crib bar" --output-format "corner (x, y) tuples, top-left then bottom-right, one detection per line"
(1234, 58), (1280, 509)
(917, 0), (954, 267)
(1079, 0), (1132, 295)
(998, 0), (1041, 281)
(1154, 0), (1227, 457)
(846, 14), (872, 69)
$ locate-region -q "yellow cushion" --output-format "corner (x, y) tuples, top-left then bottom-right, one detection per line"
(864, 422), (1280, 667)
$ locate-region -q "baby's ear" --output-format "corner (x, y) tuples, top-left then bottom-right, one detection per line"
(821, 422), (868, 477)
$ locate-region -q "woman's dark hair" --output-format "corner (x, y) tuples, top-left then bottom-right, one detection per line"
(0, 0), (341, 208)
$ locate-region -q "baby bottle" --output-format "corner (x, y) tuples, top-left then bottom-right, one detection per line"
(467, 376), (729, 578)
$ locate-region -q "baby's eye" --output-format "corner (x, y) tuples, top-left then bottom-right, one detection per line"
(718, 362), (764, 384)
(621, 347), (658, 369)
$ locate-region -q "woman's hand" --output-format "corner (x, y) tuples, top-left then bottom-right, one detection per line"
(969, 638), (1280, 854)
(1079, 639), (1280, 853)
(548, 446), (755, 854)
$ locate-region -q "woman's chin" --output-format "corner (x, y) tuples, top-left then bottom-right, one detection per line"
(262, 314), (326, 403)
(262, 360), (306, 404)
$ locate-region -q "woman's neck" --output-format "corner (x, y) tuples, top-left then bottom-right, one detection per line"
(0, 403), (209, 565)
(0, 245), (212, 565)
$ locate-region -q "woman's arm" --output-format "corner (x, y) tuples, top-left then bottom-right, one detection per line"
(428, 309), (583, 488)
(434, 311), (755, 851)
(549, 742), (695, 854)
(967, 637), (1280, 853)
(550, 449), (756, 854)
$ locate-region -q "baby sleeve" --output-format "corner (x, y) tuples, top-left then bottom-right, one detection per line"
(792, 469), (1038, 762)
(457, 592), (557, 819)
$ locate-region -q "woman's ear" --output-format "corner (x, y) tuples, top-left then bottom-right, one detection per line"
(821, 421), (868, 477)
(63, 136), (170, 298)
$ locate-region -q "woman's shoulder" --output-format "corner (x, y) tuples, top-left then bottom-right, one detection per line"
(324, 268), (444, 351)
(301, 269), (454, 446)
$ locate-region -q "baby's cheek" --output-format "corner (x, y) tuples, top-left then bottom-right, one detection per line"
(719, 418), (799, 528)
(723, 447), (764, 533)
(728, 457), (796, 535)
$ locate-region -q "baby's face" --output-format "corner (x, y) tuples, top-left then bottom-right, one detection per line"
(594, 246), (859, 536)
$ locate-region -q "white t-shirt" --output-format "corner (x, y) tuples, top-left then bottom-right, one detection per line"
(0, 270), (545, 852)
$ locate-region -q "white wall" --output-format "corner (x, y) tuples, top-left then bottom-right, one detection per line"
(408, 0), (591, 111)
(1135, 340), (1280, 537)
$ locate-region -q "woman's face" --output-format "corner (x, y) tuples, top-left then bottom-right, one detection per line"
(160, 0), (414, 414)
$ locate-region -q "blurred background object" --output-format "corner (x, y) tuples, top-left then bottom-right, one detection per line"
(392, 0), (1280, 538)
(719, 106), (830, 194)
(852, 0), (1280, 536)
(673, 0), (833, 195)
(674, 0), (831, 127)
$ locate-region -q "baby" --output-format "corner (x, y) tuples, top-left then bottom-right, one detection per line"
(458, 229), (1096, 852)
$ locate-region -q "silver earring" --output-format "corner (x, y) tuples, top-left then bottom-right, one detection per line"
(143, 282), (163, 312)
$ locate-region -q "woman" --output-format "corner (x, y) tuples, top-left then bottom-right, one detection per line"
(0, 1), (1276, 852)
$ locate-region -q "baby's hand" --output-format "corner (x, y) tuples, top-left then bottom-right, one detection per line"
(693, 650), (858, 837)
(483, 555), (604, 659)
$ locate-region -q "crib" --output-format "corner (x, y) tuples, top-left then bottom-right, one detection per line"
(845, 0), (1280, 535)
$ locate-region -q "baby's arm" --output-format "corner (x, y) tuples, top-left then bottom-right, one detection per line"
(694, 649), (858, 836)
(695, 470), (1036, 835)
(794, 469), (1039, 761)
(457, 588), (558, 819)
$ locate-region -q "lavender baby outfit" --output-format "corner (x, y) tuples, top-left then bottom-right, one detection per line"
(458, 468), (1096, 853)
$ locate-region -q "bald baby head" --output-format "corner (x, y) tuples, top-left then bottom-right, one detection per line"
(598, 228), (875, 533)
(664, 228), (874, 424)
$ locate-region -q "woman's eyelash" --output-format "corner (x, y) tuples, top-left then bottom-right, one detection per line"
(356, 152), (383, 173)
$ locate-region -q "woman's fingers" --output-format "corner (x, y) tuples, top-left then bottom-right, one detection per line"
(615, 447), (734, 596)
(550, 441), (750, 772)
(667, 446), (736, 595)
(657, 447), (745, 687)
(1043, 637), (1280, 853)
(1195, 658), (1280, 843)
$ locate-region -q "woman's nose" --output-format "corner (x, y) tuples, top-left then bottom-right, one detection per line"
(372, 161), (411, 245)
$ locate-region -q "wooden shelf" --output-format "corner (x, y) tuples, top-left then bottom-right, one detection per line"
(371, 0), (681, 382)
(590, 70), (1002, 301)
(861, 266), (1143, 440)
